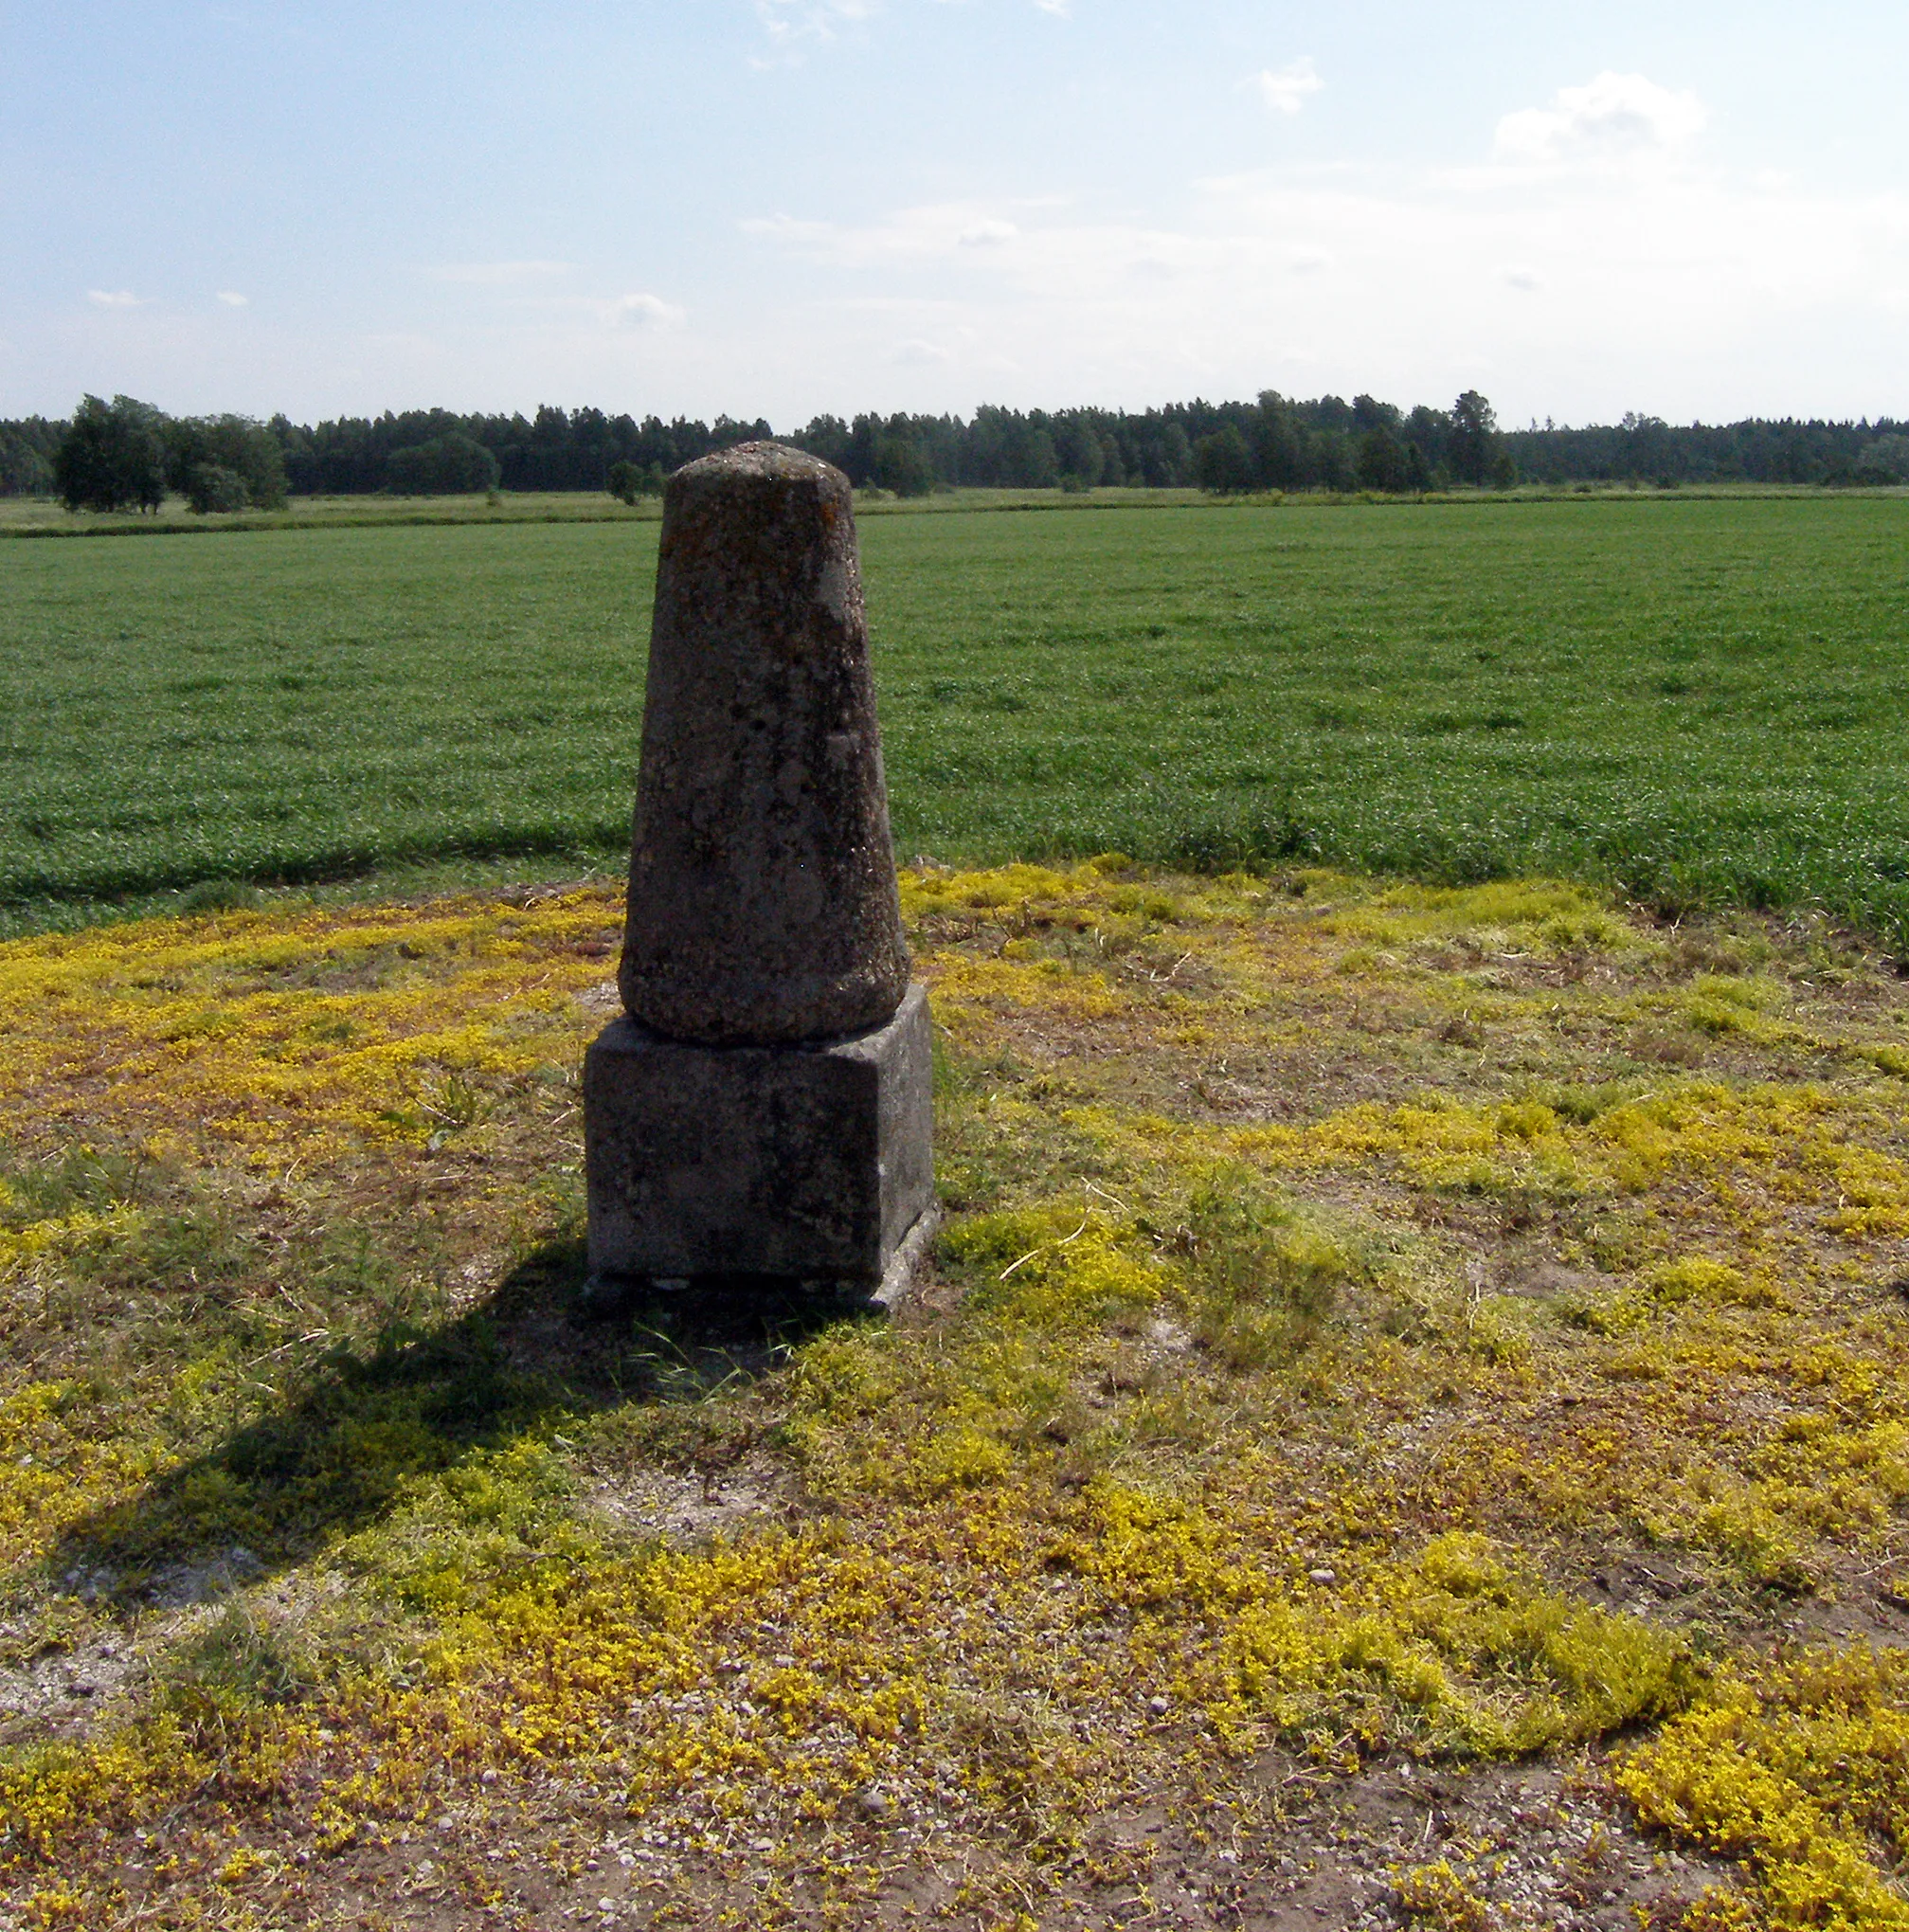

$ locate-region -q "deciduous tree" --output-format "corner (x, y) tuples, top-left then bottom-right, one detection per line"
(386, 433), (500, 495)
(606, 460), (665, 503)
(165, 414), (288, 512)
(53, 395), (167, 513)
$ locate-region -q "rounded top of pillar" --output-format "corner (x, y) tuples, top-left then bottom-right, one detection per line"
(664, 442), (852, 531)
(674, 441), (846, 488)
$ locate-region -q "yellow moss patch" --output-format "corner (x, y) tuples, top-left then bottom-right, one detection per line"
(5, 864), (1909, 1923)
(1213, 1532), (1694, 1758)
(1619, 1648), (1909, 1930)
(0, 890), (621, 1169)
(1317, 877), (1645, 956)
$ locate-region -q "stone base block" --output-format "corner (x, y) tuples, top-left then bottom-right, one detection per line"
(585, 984), (934, 1288)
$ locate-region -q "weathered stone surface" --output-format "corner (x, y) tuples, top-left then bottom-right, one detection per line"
(585, 984), (934, 1286)
(619, 441), (909, 1045)
(588, 440), (935, 1290)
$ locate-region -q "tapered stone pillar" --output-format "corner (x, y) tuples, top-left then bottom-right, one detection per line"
(584, 443), (936, 1296)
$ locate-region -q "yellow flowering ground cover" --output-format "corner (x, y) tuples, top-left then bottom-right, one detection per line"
(2, 862), (1909, 1927)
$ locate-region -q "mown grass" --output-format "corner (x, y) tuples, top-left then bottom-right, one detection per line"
(0, 492), (665, 538)
(4, 497), (1909, 945)
(3, 864), (1909, 1926)
(0, 489), (1198, 537)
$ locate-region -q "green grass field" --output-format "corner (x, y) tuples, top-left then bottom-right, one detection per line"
(4, 495), (1908, 942)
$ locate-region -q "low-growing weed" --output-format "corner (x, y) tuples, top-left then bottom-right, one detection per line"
(0, 865), (1906, 1924)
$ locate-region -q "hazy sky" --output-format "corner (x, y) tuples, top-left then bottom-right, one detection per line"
(5, 1), (1905, 426)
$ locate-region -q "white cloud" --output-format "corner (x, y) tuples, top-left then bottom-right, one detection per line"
(427, 261), (571, 285)
(755, 0), (880, 55)
(1255, 58), (1323, 116)
(602, 292), (685, 329)
(1494, 71), (1706, 165)
(216, 290), (249, 306)
(757, 0), (1061, 48)
(740, 127), (1909, 423)
(890, 337), (952, 363)
(87, 289), (145, 308)
(744, 201), (1055, 265)
(743, 213), (833, 248)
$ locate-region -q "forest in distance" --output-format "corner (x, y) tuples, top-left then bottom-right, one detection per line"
(5, 387), (1908, 506)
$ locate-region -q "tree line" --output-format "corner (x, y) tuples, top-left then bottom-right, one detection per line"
(1507, 412), (1909, 488)
(255, 391), (1529, 496)
(5, 390), (1907, 506)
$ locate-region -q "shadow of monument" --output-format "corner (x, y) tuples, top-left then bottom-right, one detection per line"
(50, 1240), (877, 1611)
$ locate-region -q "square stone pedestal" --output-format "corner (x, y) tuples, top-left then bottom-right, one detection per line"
(584, 984), (935, 1296)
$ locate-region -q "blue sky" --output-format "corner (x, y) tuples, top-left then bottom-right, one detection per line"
(4, 1), (1906, 426)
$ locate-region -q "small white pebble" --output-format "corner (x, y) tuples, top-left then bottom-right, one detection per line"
(1148, 1695), (1171, 1715)
(751, 1836), (775, 1852)
(1308, 1567), (1337, 1584)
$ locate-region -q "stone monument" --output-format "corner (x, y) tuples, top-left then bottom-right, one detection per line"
(584, 442), (936, 1300)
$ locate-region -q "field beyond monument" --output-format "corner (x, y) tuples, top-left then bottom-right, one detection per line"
(3, 491), (1907, 948)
